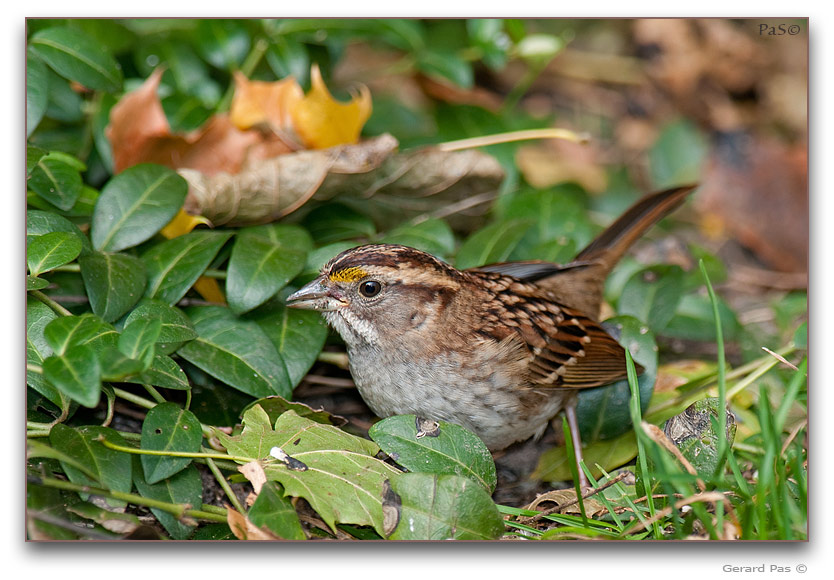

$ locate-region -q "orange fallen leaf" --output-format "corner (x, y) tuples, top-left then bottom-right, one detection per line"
(159, 208), (212, 238)
(229, 71), (303, 133)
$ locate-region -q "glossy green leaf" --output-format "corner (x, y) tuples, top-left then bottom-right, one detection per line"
(369, 415), (497, 493)
(265, 37), (310, 85)
(27, 52), (49, 137)
(27, 276), (49, 291)
(128, 354), (190, 391)
(29, 26), (122, 92)
(664, 293), (741, 343)
(177, 306), (291, 398)
(28, 152), (83, 211)
(48, 425), (132, 509)
(243, 395), (347, 427)
(217, 406), (400, 536)
(194, 19), (250, 70)
(380, 218), (456, 259)
(140, 402), (203, 484)
(618, 265), (686, 332)
(386, 473), (505, 540)
(132, 457), (202, 540)
(455, 219), (533, 269)
(250, 296), (328, 388)
(247, 481), (306, 540)
(649, 119), (708, 189)
(98, 346), (146, 381)
(417, 49), (474, 88)
(301, 203), (376, 244)
(26, 209), (92, 256)
(44, 313), (118, 356)
(142, 230), (233, 305)
(227, 224), (312, 314)
(125, 298), (197, 354)
(27, 231), (82, 276)
(91, 164), (188, 252)
(79, 251), (147, 322)
(42, 343), (102, 408)
(26, 298), (66, 408)
(118, 317), (162, 368)
(575, 316), (658, 443)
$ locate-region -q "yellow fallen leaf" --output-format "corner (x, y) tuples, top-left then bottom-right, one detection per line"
(193, 276), (226, 304)
(229, 71), (303, 132)
(159, 208), (213, 238)
(290, 64), (372, 149)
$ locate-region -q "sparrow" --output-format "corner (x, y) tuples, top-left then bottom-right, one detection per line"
(287, 185), (695, 486)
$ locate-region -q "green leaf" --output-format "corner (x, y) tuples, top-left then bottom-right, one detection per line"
(250, 296), (328, 388)
(533, 430), (641, 483)
(649, 119), (708, 189)
(91, 164), (188, 252)
(79, 251), (147, 322)
(27, 52), (49, 137)
(118, 318), (162, 368)
(664, 293), (741, 343)
(455, 219), (533, 269)
(265, 37), (310, 85)
(417, 49), (474, 88)
(42, 343), (102, 408)
(177, 306), (291, 398)
(575, 316), (658, 443)
(132, 457), (202, 540)
(27, 231), (82, 276)
(194, 19), (250, 70)
(27, 275), (50, 291)
(140, 402), (203, 484)
(124, 298), (197, 354)
(380, 218), (456, 259)
(28, 152), (83, 211)
(29, 26), (122, 92)
(217, 406), (399, 535)
(301, 203), (376, 244)
(227, 224), (312, 314)
(386, 473), (505, 540)
(27, 297), (66, 408)
(26, 209), (92, 256)
(618, 265), (686, 332)
(247, 481), (306, 540)
(243, 395), (347, 427)
(369, 415), (497, 493)
(43, 313), (118, 356)
(128, 354), (190, 391)
(142, 230), (233, 305)
(98, 346), (146, 381)
(48, 425), (133, 509)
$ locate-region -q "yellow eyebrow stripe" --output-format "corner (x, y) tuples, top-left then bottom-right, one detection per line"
(329, 267), (368, 282)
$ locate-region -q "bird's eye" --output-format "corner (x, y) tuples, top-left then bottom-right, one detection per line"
(359, 280), (382, 298)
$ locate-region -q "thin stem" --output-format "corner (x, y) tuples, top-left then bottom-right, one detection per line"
(204, 453), (246, 515)
(143, 384), (168, 405)
(96, 436), (253, 464)
(30, 290), (73, 317)
(216, 37), (270, 113)
(111, 387), (157, 410)
(436, 128), (590, 152)
(30, 475), (227, 524)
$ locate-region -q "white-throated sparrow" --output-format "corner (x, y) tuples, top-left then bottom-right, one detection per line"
(288, 185), (696, 485)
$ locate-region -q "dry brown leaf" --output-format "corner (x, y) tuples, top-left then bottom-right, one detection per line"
(226, 506), (280, 541)
(525, 489), (607, 517)
(238, 461), (268, 496)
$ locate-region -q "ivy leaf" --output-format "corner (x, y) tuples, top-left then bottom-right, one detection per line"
(142, 230), (233, 305)
(91, 164), (188, 252)
(140, 402), (203, 484)
(48, 425), (132, 509)
(28, 152), (83, 211)
(217, 406), (400, 536)
(132, 457), (202, 540)
(455, 219), (533, 269)
(177, 306), (291, 398)
(26, 209), (93, 256)
(369, 415), (497, 493)
(79, 251), (147, 322)
(127, 354), (190, 391)
(27, 51), (49, 136)
(301, 203), (376, 244)
(26, 297), (66, 409)
(43, 313), (118, 355)
(124, 298), (197, 354)
(42, 343), (102, 408)
(250, 296), (328, 389)
(380, 218), (456, 259)
(618, 265), (686, 332)
(226, 224), (312, 314)
(247, 481), (306, 540)
(118, 317), (162, 368)
(385, 473), (505, 540)
(27, 231), (82, 277)
(29, 26), (123, 92)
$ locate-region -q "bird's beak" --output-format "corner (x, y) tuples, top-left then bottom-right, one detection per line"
(286, 276), (347, 311)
